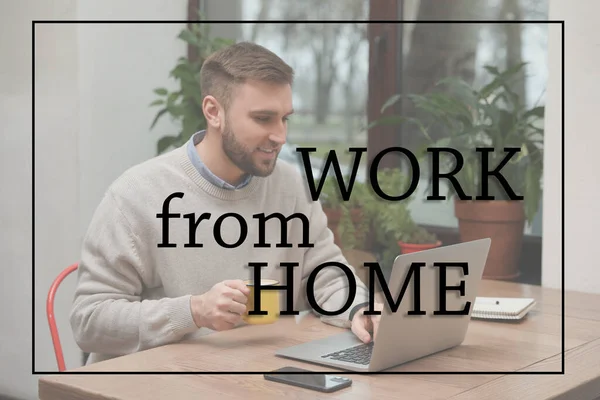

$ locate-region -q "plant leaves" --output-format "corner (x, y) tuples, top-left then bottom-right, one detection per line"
(149, 20), (237, 155)
(380, 94), (402, 113)
(366, 63), (544, 205)
(479, 62), (527, 100)
(523, 106), (545, 119)
(178, 29), (199, 47)
(483, 65), (500, 75)
(509, 143), (528, 164)
(157, 135), (180, 154)
(150, 108), (168, 129)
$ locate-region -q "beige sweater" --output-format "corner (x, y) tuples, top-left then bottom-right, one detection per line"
(69, 144), (370, 364)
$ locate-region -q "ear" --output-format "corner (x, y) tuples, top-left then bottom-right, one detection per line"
(202, 95), (222, 130)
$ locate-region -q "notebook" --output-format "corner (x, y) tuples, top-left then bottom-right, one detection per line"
(472, 297), (536, 321)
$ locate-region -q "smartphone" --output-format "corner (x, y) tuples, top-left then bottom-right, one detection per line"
(264, 366), (352, 393)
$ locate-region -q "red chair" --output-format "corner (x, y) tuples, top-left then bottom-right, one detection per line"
(46, 262), (78, 372)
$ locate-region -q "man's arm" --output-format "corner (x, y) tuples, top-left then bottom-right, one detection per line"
(69, 190), (199, 357)
(300, 198), (371, 328)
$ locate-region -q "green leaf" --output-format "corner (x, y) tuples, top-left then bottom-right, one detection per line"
(149, 21), (239, 155)
(181, 83), (203, 107)
(182, 111), (204, 139)
(171, 63), (197, 84)
(483, 65), (500, 75)
(523, 106), (545, 120)
(503, 61), (528, 77)
(213, 37), (235, 48)
(150, 108), (168, 129)
(157, 135), (180, 154)
(479, 62), (527, 100)
(366, 115), (409, 129)
(166, 103), (185, 118)
(509, 143), (529, 164)
(166, 91), (180, 106)
(426, 92), (474, 127)
(380, 94), (403, 113)
(178, 29), (199, 47)
(479, 79), (504, 100)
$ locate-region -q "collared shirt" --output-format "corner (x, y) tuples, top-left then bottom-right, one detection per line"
(186, 130), (252, 190)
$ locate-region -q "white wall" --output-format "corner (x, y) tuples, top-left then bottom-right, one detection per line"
(76, 3), (188, 236)
(0, 1), (49, 397)
(0, 0), (186, 398)
(33, 0), (82, 378)
(542, 0), (600, 294)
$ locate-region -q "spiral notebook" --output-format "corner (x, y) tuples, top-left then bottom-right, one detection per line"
(472, 297), (536, 321)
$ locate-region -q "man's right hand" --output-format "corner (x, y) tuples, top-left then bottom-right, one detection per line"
(190, 280), (250, 331)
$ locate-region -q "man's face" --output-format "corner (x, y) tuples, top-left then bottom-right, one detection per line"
(220, 79), (293, 177)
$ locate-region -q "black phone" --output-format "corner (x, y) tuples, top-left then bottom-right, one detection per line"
(264, 366), (352, 393)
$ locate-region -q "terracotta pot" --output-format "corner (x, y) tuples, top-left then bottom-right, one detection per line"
(398, 240), (442, 254)
(454, 200), (525, 281)
(323, 207), (363, 248)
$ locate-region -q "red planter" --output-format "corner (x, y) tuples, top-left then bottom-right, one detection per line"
(398, 240), (442, 254)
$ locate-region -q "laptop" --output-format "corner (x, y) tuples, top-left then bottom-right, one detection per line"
(275, 238), (491, 372)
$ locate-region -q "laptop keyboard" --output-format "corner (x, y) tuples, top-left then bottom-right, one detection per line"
(321, 342), (374, 365)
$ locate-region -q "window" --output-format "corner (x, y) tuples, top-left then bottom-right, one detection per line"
(200, 0), (548, 284)
(363, 0), (548, 285)
(239, 0), (370, 176)
(392, 0), (548, 237)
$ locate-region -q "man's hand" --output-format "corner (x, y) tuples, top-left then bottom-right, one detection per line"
(350, 302), (384, 343)
(191, 280), (250, 331)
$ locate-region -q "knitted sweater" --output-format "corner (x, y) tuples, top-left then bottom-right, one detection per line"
(69, 144), (370, 364)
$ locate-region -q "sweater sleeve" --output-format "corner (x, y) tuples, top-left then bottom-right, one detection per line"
(69, 190), (199, 357)
(300, 197), (371, 329)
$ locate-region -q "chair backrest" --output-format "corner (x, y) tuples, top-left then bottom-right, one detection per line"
(46, 263), (78, 372)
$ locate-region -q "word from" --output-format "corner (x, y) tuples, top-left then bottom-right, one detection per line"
(246, 261), (471, 317)
(156, 192), (313, 248)
(295, 146), (524, 201)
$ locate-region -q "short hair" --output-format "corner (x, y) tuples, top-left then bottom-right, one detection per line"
(200, 41), (295, 110)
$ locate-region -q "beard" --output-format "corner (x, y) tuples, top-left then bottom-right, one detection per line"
(221, 123), (280, 177)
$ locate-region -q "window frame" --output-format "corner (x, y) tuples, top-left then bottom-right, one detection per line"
(365, 0), (542, 285)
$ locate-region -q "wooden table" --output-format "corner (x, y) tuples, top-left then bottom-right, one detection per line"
(39, 280), (600, 399)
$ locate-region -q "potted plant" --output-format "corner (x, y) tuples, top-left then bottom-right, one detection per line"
(319, 175), (370, 250)
(397, 224), (442, 255)
(364, 168), (441, 267)
(149, 19), (235, 155)
(371, 63), (544, 280)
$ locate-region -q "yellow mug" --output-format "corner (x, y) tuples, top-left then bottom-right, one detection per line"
(243, 279), (280, 325)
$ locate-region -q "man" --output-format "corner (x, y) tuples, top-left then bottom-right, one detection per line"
(70, 41), (382, 365)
